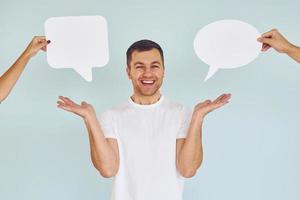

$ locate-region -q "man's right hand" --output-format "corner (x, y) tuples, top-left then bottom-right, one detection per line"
(57, 96), (119, 178)
(57, 96), (96, 119)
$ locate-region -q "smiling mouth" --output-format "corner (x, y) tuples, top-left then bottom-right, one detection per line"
(141, 80), (155, 86)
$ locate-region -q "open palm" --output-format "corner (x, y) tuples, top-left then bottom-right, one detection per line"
(194, 93), (231, 118)
(57, 96), (94, 118)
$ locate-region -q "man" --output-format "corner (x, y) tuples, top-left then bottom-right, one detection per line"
(57, 40), (231, 200)
(0, 36), (50, 102)
(258, 29), (300, 63)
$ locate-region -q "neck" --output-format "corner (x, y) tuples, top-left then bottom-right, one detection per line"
(131, 92), (162, 105)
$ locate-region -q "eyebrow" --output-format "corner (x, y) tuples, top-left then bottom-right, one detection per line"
(133, 61), (162, 65)
(133, 62), (145, 66)
(151, 61), (161, 65)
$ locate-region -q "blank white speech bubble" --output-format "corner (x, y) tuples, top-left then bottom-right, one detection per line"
(45, 16), (109, 82)
(194, 19), (261, 81)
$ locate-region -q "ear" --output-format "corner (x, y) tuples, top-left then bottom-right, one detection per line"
(126, 67), (132, 80)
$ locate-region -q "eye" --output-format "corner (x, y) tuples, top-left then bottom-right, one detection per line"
(136, 65), (143, 69)
(152, 65), (159, 68)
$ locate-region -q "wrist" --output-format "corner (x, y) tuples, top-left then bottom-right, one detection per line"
(83, 111), (96, 122)
(191, 113), (204, 124)
(285, 43), (296, 55)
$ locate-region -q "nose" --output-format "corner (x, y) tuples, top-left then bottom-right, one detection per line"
(143, 67), (153, 77)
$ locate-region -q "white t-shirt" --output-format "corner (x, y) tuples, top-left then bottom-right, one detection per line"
(99, 96), (192, 200)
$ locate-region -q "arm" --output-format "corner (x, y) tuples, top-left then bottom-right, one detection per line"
(257, 29), (300, 63)
(287, 45), (300, 63)
(0, 36), (49, 102)
(57, 96), (119, 178)
(176, 93), (231, 178)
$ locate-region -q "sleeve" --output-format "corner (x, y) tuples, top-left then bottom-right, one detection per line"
(176, 106), (193, 139)
(98, 110), (117, 139)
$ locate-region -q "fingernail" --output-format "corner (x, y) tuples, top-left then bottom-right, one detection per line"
(47, 40), (51, 44)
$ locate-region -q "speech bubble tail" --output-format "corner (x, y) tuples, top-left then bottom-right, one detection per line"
(74, 67), (93, 82)
(204, 67), (218, 81)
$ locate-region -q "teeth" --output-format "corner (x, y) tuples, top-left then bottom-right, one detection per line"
(141, 80), (154, 84)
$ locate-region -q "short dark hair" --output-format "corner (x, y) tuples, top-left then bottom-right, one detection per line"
(126, 39), (164, 67)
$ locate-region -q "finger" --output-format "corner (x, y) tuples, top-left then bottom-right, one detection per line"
(221, 100), (230, 106)
(58, 96), (73, 105)
(32, 36), (46, 42)
(36, 36), (46, 40)
(262, 45), (271, 52)
(57, 104), (73, 112)
(211, 101), (228, 110)
(59, 96), (72, 103)
(203, 97), (230, 113)
(204, 100), (211, 104)
(258, 37), (274, 46)
(64, 97), (77, 106)
(262, 44), (271, 51)
(261, 43), (266, 51)
(261, 43), (268, 50)
(217, 94), (231, 104)
(257, 37), (263, 43)
(205, 102), (224, 112)
(36, 40), (49, 50)
(41, 46), (47, 52)
(58, 96), (67, 103)
(57, 101), (71, 109)
(81, 101), (90, 107)
(33, 36), (47, 47)
(57, 100), (65, 106)
(261, 43), (271, 51)
(261, 29), (277, 38)
(209, 94), (231, 110)
(213, 93), (229, 104)
(213, 101), (230, 110)
(264, 45), (271, 51)
(222, 93), (231, 102)
(213, 94), (226, 103)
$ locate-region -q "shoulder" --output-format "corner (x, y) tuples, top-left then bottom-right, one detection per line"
(100, 100), (130, 117)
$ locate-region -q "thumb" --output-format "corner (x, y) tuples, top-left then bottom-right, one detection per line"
(81, 101), (88, 106)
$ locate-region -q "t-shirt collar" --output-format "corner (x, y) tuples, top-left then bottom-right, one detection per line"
(128, 95), (164, 109)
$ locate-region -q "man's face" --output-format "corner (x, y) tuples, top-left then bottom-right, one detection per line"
(127, 48), (164, 97)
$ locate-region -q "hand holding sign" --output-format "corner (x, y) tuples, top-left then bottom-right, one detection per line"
(194, 20), (261, 81)
(45, 16), (109, 82)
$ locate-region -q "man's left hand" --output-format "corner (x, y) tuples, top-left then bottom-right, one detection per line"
(193, 93), (231, 120)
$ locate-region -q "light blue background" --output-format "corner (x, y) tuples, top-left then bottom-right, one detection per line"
(1, 0), (300, 199)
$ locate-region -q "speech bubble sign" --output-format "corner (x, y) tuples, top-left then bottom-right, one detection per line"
(45, 16), (109, 82)
(194, 19), (261, 81)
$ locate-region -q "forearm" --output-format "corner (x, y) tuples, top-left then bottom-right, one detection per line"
(287, 44), (300, 63)
(84, 114), (119, 177)
(0, 51), (31, 102)
(178, 116), (203, 177)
